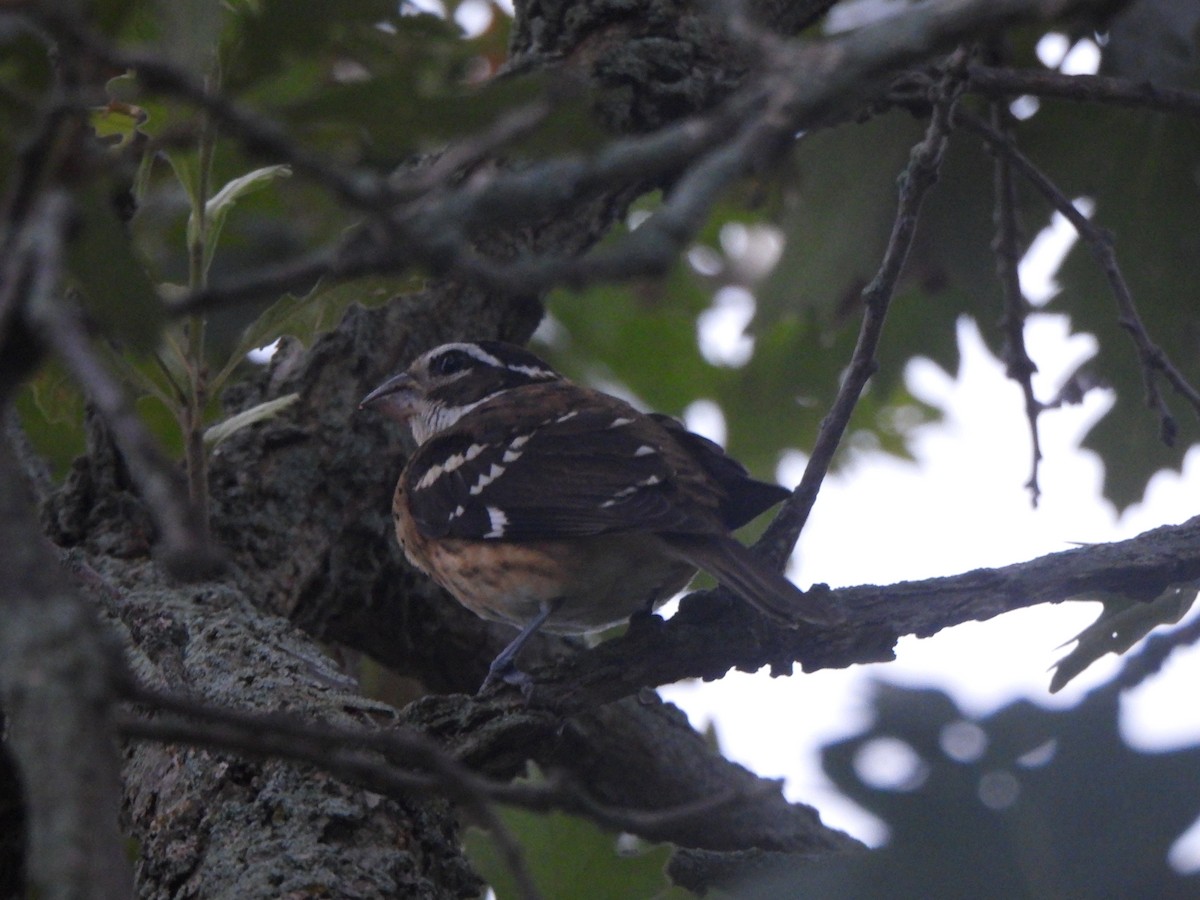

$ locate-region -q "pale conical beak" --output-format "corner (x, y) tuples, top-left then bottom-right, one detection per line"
(359, 372), (420, 424)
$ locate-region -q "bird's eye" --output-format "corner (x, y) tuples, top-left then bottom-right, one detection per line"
(429, 349), (475, 377)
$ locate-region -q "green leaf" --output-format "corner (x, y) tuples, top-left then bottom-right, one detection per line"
(799, 684), (1200, 898)
(65, 184), (165, 351)
(1021, 104), (1200, 508)
(211, 275), (416, 392)
(204, 393), (299, 447)
(193, 164), (293, 278)
(758, 114), (923, 324)
(1049, 583), (1199, 693)
(88, 100), (149, 148)
(465, 807), (687, 900)
(166, 151), (203, 217)
(16, 367), (86, 480)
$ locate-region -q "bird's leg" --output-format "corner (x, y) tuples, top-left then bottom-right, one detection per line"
(479, 602), (556, 694)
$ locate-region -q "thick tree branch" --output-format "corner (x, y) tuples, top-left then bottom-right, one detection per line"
(29, 0), (1131, 318)
(0, 437), (132, 899)
(518, 514), (1200, 713)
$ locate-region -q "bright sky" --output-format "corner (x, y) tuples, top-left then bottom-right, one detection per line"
(662, 125), (1200, 869)
(663, 310), (1200, 863)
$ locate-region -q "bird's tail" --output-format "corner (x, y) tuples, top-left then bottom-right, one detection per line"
(665, 535), (844, 627)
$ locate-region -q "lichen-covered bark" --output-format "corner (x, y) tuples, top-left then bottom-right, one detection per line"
(96, 558), (481, 899)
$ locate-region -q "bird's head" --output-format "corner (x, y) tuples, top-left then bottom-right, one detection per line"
(360, 341), (560, 443)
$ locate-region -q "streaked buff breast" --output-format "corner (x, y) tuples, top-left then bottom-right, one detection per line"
(394, 483), (694, 633)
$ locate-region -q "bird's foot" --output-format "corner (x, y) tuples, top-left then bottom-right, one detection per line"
(477, 659), (535, 696)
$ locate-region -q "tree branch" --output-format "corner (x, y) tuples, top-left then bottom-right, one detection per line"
(757, 49), (967, 568)
(959, 109), (1200, 442)
(517, 514), (1200, 713)
(18, 191), (221, 578)
(0, 435), (132, 899)
(966, 64), (1200, 117)
(988, 99), (1044, 505)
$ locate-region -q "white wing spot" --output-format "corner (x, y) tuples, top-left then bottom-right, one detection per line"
(469, 463), (506, 495)
(502, 449), (524, 464)
(415, 463), (445, 490)
(450, 504), (465, 519)
(485, 506), (508, 538)
(633, 444), (656, 456)
(639, 475), (662, 487)
(554, 410), (579, 423)
(509, 434), (532, 450)
(608, 417), (634, 428)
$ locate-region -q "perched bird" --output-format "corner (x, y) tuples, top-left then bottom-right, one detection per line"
(361, 340), (842, 691)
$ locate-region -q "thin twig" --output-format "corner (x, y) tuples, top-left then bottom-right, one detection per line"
(966, 64), (1200, 118)
(756, 51), (968, 569)
(19, 192), (222, 578)
(988, 99), (1044, 505)
(959, 110), (1200, 442)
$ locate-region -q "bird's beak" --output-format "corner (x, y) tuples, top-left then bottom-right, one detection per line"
(360, 372), (420, 424)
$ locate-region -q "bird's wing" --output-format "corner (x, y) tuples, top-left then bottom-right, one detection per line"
(403, 389), (722, 541)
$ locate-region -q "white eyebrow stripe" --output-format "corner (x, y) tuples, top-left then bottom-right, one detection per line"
(608, 417), (634, 428)
(633, 445), (656, 456)
(508, 363), (556, 378)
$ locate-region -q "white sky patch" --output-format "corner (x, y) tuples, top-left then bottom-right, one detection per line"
(1009, 95), (1040, 120)
(698, 286), (755, 366)
(665, 314), (1200, 863)
(1019, 198), (1095, 305)
(403, 0), (446, 16)
(454, 0), (493, 37)
(683, 398), (726, 447)
(720, 222), (785, 283)
(1036, 32), (1071, 68)
(1061, 38), (1101, 75)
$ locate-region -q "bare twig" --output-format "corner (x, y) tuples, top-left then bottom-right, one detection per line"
(756, 51), (968, 569)
(959, 110), (1200, 442)
(25, 0), (1126, 319)
(988, 99), (1044, 505)
(966, 64), (1200, 118)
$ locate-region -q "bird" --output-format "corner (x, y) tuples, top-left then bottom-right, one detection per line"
(360, 340), (843, 692)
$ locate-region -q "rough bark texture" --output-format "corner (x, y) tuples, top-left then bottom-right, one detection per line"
(0, 440), (132, 900)
(6, 0), (1166, 895)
